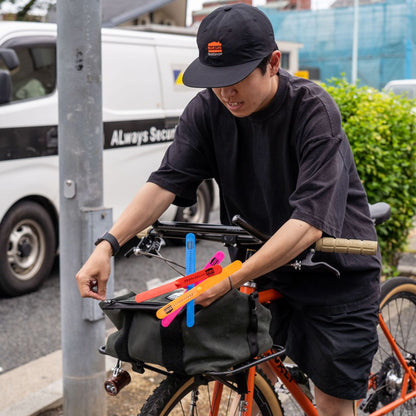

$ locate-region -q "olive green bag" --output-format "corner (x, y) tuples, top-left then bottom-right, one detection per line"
(99, 288), (273, 375)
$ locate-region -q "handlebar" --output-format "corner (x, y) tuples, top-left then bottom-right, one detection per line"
(132, 203), (390, 277)
(315, 238), (378, 255)
(151, 213), (379, 256)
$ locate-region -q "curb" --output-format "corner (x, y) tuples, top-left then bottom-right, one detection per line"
(0, 348), (117, 416)
(0, 380), (63, 416)
(0, 350), (62, 416)
(398, 252), (416, 277)
(398, 265), (416, 276)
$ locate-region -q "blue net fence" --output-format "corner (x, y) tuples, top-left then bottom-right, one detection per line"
(262, 0), (416, 89)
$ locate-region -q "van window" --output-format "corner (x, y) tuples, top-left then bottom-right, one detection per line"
(0, 44), (56, 102)
(388, 85), (416, 100)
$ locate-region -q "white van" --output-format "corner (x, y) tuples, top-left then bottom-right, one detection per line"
(0, 22), (215, 296)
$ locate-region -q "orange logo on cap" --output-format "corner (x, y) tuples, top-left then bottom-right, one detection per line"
(208, 41), (223, 56)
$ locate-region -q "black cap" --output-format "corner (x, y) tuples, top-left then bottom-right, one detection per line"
(183, 3), (278, 88)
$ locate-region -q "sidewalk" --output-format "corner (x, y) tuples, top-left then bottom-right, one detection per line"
(1, 235), (415, 416)
(0, 349), (118, 416)
(398, 226), (416, 274)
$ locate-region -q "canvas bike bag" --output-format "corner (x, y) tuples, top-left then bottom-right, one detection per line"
(99, 288), (273, 375)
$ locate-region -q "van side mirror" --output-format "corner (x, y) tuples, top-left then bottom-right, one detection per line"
(0, 48), (19, 70)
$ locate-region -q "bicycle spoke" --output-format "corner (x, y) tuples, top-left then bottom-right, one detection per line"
(395, 298), (406, 349)
(173, 384), (237, 415)
(179, 400), (185, 415)
(404, 300), (416, 348)
(139, 370), (283, 416)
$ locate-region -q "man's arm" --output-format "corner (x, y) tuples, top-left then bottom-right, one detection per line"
(196, 218), (322, 306)
(75, 182), (175, 300)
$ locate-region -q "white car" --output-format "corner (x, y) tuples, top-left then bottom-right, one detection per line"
(384, 79), (416, 99)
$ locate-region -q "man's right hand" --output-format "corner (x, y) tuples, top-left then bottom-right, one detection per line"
(75, 183), (176, 300)
(75, 241), (113, 301)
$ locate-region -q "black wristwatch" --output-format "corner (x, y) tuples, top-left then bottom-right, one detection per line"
(95, 232), (120, 256)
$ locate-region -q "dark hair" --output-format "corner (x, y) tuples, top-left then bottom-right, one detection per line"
(257, 53), (273, 75)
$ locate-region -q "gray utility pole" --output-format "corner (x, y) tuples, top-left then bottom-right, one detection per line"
(405, 0), (413, 79)
(57, 1), (114, 415)
(352, 0), (359, 85)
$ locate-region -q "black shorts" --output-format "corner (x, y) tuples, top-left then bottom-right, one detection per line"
(268, 293), (379, 400)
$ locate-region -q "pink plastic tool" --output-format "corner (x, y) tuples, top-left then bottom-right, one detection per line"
(161, 251), (225, 327)
(135, 265), (221, 303)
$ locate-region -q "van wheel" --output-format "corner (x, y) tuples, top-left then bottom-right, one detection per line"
(167, 182), (212, 246)
(0, 201), (56, 296)
(174, 181), (211, 224)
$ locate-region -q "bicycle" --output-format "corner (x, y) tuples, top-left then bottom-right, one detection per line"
(103, 202), (416, 416)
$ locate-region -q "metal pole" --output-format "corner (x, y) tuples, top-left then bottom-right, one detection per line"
(352, 0), (359, 85)
(405, 0), (413, 78)
(57, 1), (113, 415)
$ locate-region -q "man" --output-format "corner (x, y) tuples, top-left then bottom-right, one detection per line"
(76, 4), (381, 415)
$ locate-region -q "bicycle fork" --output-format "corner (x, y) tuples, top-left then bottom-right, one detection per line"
(239, 366), (256, 416)
(227, 357), (318, 416)
(208, 367), (255, 416)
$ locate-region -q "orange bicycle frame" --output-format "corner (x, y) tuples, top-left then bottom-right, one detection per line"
(208, 288), (416, 416)
(364, 313), (416, 416)
(241, 286), (318, 416)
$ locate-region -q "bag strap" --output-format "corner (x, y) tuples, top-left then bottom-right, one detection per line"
(160, 311), (186, 374)
(114, 312), (135, 362)
(247, 292), (260, 358)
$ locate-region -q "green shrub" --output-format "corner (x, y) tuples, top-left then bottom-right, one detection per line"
(321, 78), (416, 272)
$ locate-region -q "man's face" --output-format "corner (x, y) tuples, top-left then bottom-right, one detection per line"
(212, 58), (279, 118)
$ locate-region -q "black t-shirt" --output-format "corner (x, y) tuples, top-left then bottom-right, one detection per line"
(149, 69), (381, 306)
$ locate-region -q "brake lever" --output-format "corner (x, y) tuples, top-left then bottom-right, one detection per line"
(290, 249), (340, 278)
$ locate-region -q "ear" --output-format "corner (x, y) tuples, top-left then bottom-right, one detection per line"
(269, 50), (280, 76)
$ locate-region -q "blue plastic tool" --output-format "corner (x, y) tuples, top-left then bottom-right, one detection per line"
(186, 233), (196, 327)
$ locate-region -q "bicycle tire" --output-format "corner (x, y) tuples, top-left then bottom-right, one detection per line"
(359, 276), (416, 415)
(138, 368), (284, 416)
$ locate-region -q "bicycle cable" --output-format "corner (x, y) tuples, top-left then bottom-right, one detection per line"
(133, 248), (186, 277)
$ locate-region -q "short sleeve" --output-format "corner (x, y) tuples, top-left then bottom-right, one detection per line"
(148, 94), (215, 207)
(289, 134), (353, 237)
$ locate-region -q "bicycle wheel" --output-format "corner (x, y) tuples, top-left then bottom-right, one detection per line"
(138, 369), (284, 416)
(359, 276), (416, 415)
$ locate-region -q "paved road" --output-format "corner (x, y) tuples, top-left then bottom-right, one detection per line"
(0, 238), (222, 374)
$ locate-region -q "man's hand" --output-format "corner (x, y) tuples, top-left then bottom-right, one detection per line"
(195, 278), (231, 307)
(75, 242), (112, 301)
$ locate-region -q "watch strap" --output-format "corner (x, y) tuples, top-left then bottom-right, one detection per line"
(95, 232), (120, 256)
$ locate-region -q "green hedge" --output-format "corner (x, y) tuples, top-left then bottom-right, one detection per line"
(321, 78), (416, 272)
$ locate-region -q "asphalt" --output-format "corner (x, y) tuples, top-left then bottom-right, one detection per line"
(1, 234), (415, 416)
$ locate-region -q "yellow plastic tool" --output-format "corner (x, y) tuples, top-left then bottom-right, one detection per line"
(156, 260), (242, 319)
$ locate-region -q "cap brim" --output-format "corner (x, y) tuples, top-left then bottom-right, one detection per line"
(183, 57), (264, 88)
